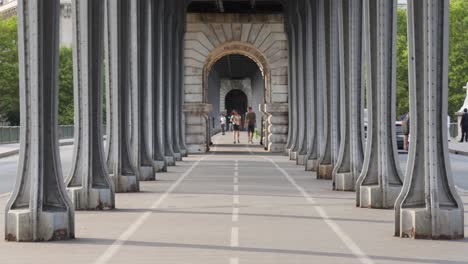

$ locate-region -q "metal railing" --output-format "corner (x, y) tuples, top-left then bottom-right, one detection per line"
(0, 125), (75, 144)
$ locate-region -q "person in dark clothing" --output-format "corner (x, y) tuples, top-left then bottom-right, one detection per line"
(460, 108), (468, 142)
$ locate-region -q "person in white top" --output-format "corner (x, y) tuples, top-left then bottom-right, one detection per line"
(220, 114), (227, 135)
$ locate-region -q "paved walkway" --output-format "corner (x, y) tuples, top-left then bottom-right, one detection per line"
(449, 141), (468, 156)
(0, 132), (467, 263)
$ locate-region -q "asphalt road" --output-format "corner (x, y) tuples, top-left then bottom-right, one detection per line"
(1, 144), (468, 196)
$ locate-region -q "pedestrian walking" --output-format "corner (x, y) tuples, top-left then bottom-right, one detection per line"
(459, 108), (468, 142)
(220, 114), (226, 135)
(231, 110), (241, 144)
(245, 106), (256, 144)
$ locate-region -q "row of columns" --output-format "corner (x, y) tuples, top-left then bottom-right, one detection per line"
(5, 0), (187, 241)
(285, 0), (464, 239)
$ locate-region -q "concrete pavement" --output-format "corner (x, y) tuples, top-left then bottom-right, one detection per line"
(0, 132), (466, 263)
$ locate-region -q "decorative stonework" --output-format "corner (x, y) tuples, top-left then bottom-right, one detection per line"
(183, 13), (289, 153)
(219, 78), (252, 112)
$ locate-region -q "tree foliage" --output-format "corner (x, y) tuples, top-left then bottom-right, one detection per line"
(58, 47), (74, 125)
(0, 18), (74, 126)
(396, 1), (468, 119)
(0, 17), (19, 125)
(396, 9), (409, 119)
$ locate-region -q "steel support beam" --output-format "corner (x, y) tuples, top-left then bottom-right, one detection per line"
(395, 0), (464, 239)
(317, 0), (340, 179)
(332, 0), (364, 191)
(356, 0), (403, 208)
(107, 0), (140, 192)
(5, 0), (74, 241)
(66, 0), (115, 210)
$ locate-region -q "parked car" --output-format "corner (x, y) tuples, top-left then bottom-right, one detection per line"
(363, 110), (404, 150)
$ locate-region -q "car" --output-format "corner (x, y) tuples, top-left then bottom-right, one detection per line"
(363, 110), (405, 150)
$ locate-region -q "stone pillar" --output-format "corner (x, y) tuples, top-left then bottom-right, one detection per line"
(104, 0), (114, 177)
(154, 0), (170, 166)
(259, 105), (270, 150)
(332, 0), (364, 191)
(305, 0), (319, 171)
(163, 2), (179, 164)
(5, 0), (74, 241)
(288, 24), (300, 159)
(184, 104), (212, 153)
(318, 0), (340, 179)
(294, 0), (309, 165)
(129, 0), (155, 181)
(356, 0), (403, 208)
(284, 5), (296, 156)
(171, 17), (183, 161)
(66, 0), (115, 210)
(150, 0), (168, 172)
(395, 0), (464, 239)
(107, 0), (139, 192)
(265, 104), (289, 153)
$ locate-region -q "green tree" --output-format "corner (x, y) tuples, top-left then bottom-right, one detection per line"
(0, 17), (19, 125)
(448, 0), (468, 117)
(396, 9), (409, 119)
(0, 17), (74, 126)
(58, 47), (74, 125)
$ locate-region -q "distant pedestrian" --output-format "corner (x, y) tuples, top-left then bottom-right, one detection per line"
(459, 108), (468, 142)
(226, 114), (231, 131)
(401, 112), (410, 151)
(245, 106), (256, 144)
(231, 110), (241, 144)
(220, 114), (226, 135)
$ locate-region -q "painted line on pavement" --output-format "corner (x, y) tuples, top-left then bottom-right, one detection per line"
(94, 154), (210, 264)
(234, 185), (239, 192)
(233, 177), (238, 184)
(233, 195), (239, 205)
(264, 156), (375, 264)
(230, 226), (239, 247)
(230, 257), (239, 264)
(232, 207), (239, 222)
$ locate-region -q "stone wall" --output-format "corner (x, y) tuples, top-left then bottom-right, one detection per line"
(183, 13), (289, 152)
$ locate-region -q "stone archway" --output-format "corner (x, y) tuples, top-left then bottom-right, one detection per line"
(183, 13), (289, 153)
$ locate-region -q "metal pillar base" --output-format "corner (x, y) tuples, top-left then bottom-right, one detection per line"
(68, 187), (114, 210)
(305, 159), (319, 172)
(173, 152), (182, 161)
(289, 151), (297, 160)
(6, 210), (74, 242)
(153, 160), (167, 172)
(334, 172), (355, 191)
(359, 185), (400, 209)
(139, 165), (155, 181)
(110, 174), (139, 193)
(398, 208), (464, 240)
(180, 149), (188, 157)
(318, 164), (333, 179)
(296, 154), (306, 165)
(165, 156), (176, 166)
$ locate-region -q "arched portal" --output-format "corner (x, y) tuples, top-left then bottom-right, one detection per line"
(225, 89), (248, 117)
(183, 13), (289, 153)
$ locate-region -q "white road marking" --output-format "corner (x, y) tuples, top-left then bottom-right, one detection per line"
(230, 257), (239, 264)
(94, 155), (209, 264)
(233, 195), (239, 205)
(234, 185), (239, 192)
(264, 157), (375, 264)
(230, 227), (239, 247)
(233, 177), (238, 184)
(234, 167), (238, 171)
(232, 207), (239, 222)
(234, 171), (238, 177)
